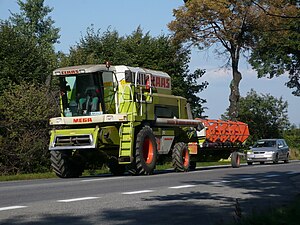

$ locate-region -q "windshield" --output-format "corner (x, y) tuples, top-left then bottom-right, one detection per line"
(253, 140), (276, 148)
(59, 71), (116, 116)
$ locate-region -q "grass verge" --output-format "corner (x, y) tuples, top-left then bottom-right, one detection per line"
(0, 161), (233, 182)
(0, 172), (57, 182)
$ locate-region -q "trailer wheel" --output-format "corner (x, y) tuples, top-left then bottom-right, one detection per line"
(231, 151), (240, 168)
(134, 126), (157, 175)
(50, 150), (84, 178)
(172, 142), (190, 172)
(108, 157), (126, 176)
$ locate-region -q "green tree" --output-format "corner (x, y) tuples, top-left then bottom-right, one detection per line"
(10, 0), (60, 48)
(9, 0), (60, 83)
(169, 0), (265, 120)
(0, 0), (61, 174)
(222, 89), (290, 142)
(61, 26), (208, 117)
(0, 22), (48, 93)
(249, 0), (300, 96)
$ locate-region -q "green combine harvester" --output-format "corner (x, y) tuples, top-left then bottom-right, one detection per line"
(49, 63), (249, 177)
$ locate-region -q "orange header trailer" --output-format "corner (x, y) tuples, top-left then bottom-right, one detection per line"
(196, 119), (250, 144)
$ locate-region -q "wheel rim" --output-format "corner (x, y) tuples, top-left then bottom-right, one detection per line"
(143, 137), (154, 164)
(183, 147), (189, 167)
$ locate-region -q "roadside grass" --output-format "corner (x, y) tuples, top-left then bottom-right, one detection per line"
(231, 194), (300, 225)
(0, 160), (233, 182)
(0, 172), (57, 182)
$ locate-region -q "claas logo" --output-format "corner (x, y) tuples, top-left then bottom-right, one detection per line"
(144, 74), (170, 89)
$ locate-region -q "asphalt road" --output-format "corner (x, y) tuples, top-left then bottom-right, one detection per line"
(0, 161), (300, 225)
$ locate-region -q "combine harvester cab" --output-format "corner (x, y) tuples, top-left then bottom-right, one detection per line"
(48, 63), (249, 178)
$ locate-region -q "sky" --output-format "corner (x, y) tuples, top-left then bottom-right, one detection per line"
(0, 0), (299, 125)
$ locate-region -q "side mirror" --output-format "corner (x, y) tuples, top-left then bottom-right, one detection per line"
(66, 85), (71, 92)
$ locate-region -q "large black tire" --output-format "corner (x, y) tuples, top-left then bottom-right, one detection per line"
(130, 126), (157, 175)
(231, 151), (240, 168)
(108, 157), (126, 176)
(172, 142), (190, 172)
(50, 150), (84, 178)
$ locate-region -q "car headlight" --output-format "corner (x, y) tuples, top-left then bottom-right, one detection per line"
(266, 151), (275, 155)
(247, 150), (253, 154)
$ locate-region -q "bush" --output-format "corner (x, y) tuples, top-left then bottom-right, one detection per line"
(284, 126), (300, 160)
(0, 82), (59, 175)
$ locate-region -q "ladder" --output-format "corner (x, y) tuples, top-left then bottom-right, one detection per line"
(118, 122), (135, 164)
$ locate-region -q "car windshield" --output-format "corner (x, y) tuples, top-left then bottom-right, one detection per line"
(253, 140), (276, 148)
(59, 71), (116, 116)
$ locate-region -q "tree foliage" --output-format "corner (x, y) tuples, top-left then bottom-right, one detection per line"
(61, 26), (208, 117)
(169, 0), (263, 119)
(0, 0), (61, 174)
(249, 0), (300, 96)
(222, 89), (290, 142)
(9, 0), (60, 83)
(9, 0), (60, 49)
(0, 22), (49, 93)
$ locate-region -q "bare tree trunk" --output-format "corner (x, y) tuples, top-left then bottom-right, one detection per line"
(228, 49), (242, 120)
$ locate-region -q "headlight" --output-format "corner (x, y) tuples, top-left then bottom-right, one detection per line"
(265, 151), (275, 155)
(247, 150), (253, 154)
(49, 117), (64, 125)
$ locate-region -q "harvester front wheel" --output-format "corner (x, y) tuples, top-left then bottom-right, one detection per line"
(133, 126), (157, 175)
(172, 142), (190, 172)
(231, 151), (240, 168)
(50, 150), (84, 178)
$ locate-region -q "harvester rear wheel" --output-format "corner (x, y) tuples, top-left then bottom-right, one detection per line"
(231, 151), (240, 168)
(50, 150), (84, 178)
(172, 142), (190, 172)
(132, 126), (157, 175)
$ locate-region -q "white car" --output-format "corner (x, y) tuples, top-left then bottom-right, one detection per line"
(246, 139), (290, 165)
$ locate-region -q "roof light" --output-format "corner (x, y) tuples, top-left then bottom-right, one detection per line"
(105, 61), (111, 69)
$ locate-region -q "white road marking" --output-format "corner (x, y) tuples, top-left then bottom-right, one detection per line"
(264, 174), (280, 178)
(0, 206), (27, 211)
(57, 197), (100, 203)
(122, 190), (154, 195)
(211, 180), (230, 185)
(168, 185), (196, 189)
(81, 177), (125, 182)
